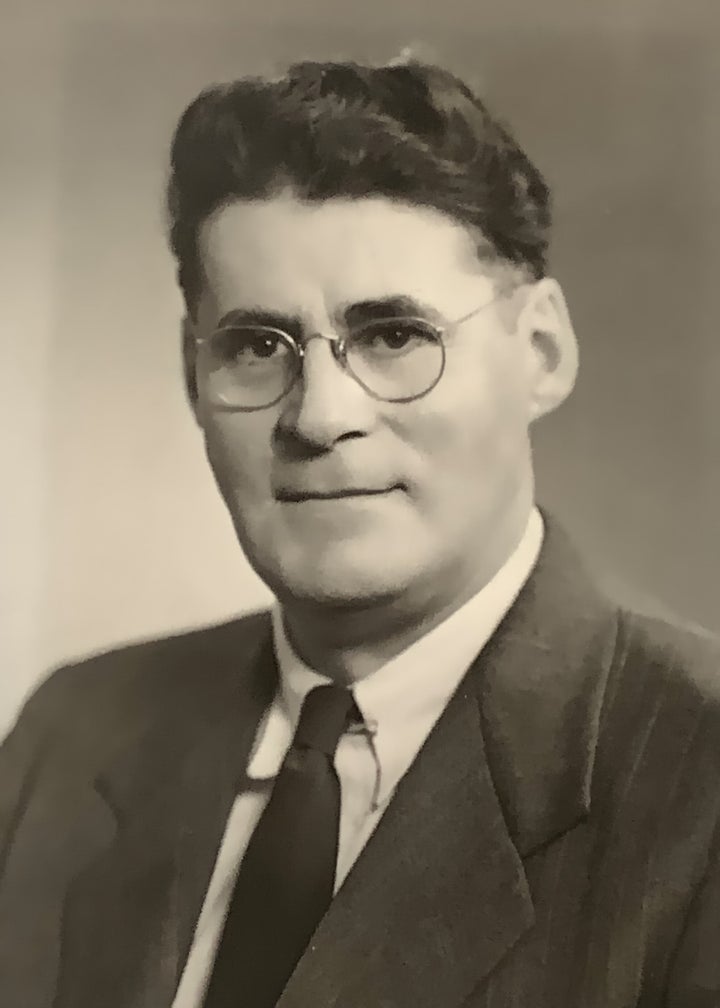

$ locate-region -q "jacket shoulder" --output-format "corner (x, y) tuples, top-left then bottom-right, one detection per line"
(614, 608), (720, 707)
(597, 608), (720, 819)
(4, 611), (273, 752)
(0, 614), (273, 862)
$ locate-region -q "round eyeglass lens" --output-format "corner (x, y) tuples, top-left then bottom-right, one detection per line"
(344, 318), (445, 401)
(200, 325), (299, 408)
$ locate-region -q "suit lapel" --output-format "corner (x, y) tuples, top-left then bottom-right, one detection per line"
(476, 514), (619, 856)
(54, 617), (276, 1008)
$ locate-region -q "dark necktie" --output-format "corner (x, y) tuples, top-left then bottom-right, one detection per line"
(202, 683), (358, 1008)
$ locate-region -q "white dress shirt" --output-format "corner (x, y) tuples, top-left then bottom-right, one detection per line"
(172, 507), (543, 1007)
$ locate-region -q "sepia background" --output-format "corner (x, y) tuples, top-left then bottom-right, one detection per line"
(2, 0), (719, 737)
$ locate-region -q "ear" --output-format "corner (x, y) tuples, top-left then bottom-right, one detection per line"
(516, 278), (579, 422)
(181, 315), (201, 424)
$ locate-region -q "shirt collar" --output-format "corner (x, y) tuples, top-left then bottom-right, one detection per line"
(249, 507), (543, 802)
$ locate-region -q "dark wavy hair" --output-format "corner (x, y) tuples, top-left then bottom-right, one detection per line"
(166, 59), (551, 316)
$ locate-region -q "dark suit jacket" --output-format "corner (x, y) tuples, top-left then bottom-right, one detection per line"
(1, 519), (719, 1008)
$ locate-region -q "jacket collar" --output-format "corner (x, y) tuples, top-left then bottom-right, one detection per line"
(478, 511), (618, 854)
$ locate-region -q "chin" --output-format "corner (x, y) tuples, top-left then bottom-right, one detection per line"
(252, 539), (418, 609)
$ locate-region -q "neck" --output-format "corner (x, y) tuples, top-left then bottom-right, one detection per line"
(280, 497), (535, 684)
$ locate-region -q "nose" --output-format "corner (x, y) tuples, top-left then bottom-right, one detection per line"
(276, 335), (375, 450)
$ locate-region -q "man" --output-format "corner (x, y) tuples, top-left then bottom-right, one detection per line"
(1, 57), (719, 1008)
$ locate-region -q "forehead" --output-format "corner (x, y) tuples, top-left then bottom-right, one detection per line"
(197, 194), (493, 314)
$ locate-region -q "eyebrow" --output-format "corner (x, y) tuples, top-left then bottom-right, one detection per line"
(216, 308), (304, 337)
(215, 296), (444, 335)
(344, 296), (444, 326)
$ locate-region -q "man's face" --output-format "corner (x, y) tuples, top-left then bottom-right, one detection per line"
(190, 194), (561, 611)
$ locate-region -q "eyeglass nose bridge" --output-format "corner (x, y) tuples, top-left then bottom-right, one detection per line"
(299, 330), (342, 349)
(295, 329), (349, 368)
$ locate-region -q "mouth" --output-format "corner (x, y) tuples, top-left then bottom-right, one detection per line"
(275, 486), (402, 503)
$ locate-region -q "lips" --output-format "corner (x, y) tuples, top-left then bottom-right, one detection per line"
(275, 486), (401, 503)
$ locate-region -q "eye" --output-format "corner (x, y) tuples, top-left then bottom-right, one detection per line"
(351, 318), (438, 356)
(213, 326), (291, 365)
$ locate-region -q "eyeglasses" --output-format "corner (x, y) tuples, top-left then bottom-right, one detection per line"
(194, 294), (500, 411)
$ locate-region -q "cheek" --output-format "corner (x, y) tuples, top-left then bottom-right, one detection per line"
(201, 411), (274, 507)
(412, 346), (530, 471)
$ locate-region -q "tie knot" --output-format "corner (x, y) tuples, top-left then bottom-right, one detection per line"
(293, 684), (359, 756)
